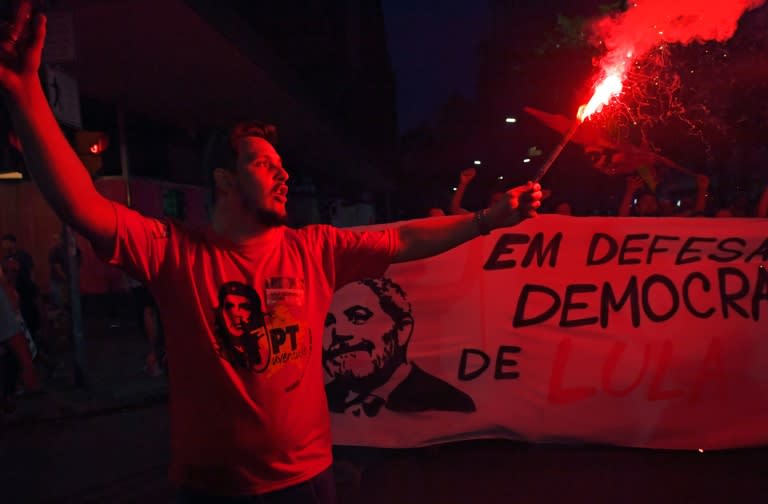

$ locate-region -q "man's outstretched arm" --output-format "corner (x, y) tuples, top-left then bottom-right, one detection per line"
(1, 15), (115, 247)
(393, 182), (542, 263)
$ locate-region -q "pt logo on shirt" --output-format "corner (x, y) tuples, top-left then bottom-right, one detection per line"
(213, 279), (310, 381)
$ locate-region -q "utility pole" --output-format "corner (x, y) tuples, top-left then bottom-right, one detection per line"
(41, 7), (89, 386)
(63, 223), (88, 387)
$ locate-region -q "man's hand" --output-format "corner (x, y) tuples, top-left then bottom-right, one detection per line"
(0, 12), (115, 245)
(486, 181), (542, 229)
(0, 13), (45, 101)
(394, 181), (542, 263)
(458, 167), (476, 186)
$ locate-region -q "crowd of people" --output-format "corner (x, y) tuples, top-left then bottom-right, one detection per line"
(0, 231), (85, 413)
(0, 228), (166, 415)
(429, 166), (768, 219)
(0, 233), (44, 413)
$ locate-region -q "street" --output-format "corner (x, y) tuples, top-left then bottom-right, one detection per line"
(2, 401), (767, 503)
(2, 404), (171, 503)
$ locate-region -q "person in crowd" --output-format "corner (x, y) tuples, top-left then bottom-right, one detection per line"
(0, 233), (41, 343)
(675, 174), (711, 217)
(1, 15), (542, 502)
(723, 188), (751, 217)
(450, 167), (476, 215)
(0, 258), (41, 407)
(0, 233), (34, 282)
(618, 173), (709, 217)
(714, 207), (736, 217)
(449, 167), (506, 215)
(0, 233), (58, 377)
(757, 185), (768, 218)
(0, 270), (23, 415)
(539, 191), (573, 215)
(552, 200), (573, 215)
(715, 184), (768, 218)
(618, 175), (662, 217)
(128, 276), (165, 377)
(423, 195), (447, 217)
(48, 232), (68, 324)
(48, 231), (80, 335)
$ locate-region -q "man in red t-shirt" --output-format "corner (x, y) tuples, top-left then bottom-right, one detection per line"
(1, 16), (543, 502)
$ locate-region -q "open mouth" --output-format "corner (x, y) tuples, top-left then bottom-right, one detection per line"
(273, 184), (288, 200)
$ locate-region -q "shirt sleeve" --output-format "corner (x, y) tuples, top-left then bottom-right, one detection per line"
(323, 225), (398, 290)
(93, 202), (171, 285)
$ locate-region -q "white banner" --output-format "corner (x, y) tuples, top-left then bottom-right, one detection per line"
(324, 216), (768, 450)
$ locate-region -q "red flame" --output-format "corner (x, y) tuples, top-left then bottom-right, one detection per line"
(577, 69), (625, 122)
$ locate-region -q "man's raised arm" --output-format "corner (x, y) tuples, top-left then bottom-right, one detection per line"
(0, 15), (115, 247)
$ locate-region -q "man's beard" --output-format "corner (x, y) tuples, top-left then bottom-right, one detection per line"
(255, 208), (287, 227)
(330, 339), (407, 394)
(334, 356), (398, 395)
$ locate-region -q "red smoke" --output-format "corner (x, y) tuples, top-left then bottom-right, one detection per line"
(578, 0), (766, 124)
(592, 0), (766, 67)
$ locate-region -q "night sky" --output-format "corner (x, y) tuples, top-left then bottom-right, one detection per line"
(382, 0), (489, 133)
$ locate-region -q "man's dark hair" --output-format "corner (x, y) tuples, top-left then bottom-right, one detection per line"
(204, 120), (279, 204)
(1, 233), (16, 242)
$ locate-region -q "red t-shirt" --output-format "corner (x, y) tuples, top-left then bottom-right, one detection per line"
(100, 203), (396, 495)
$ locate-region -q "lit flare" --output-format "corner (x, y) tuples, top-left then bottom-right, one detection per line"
(577, 69), (625, 122)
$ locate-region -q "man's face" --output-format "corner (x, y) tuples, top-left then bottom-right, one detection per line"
(234, 137), (289, 225)
(323, 284), (408, 385)
(222, 293), (253, 337)
(554, 202), (572, 215)
(1, 257), (19, 281)
(1, 239), (15, 256)
(715, 208), (734, 218)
